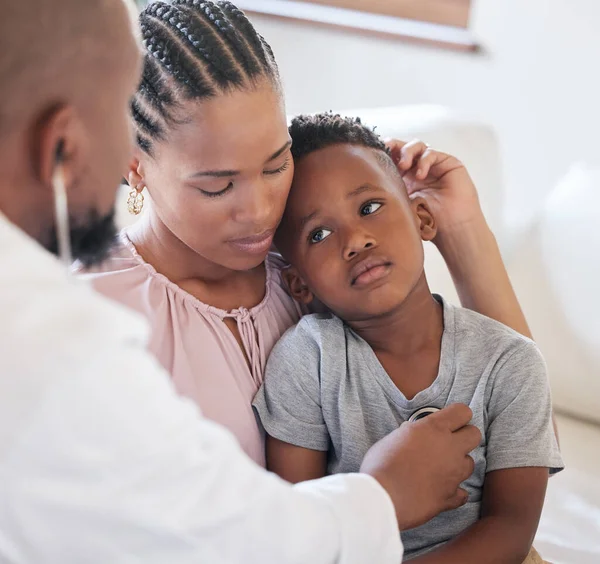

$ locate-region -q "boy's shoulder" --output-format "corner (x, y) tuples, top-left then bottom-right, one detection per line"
(266, 313), (349, 381)
(278, 312), (346, 349)
(447, 298), (540, 361)
(271, 313), (346, 360)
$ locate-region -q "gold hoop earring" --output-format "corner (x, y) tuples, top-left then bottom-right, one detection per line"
(127, 188), (144, 215)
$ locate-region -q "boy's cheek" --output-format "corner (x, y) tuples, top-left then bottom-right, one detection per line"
(308, 266), (349, 307)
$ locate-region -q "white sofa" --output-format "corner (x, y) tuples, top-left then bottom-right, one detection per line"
(348, 105), (600, 563)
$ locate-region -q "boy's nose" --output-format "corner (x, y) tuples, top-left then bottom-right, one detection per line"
(343, 230), (377, 261)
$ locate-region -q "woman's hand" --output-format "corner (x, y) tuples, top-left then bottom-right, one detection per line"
(385, 139), (486, 241)
(385, 138), (537, 344)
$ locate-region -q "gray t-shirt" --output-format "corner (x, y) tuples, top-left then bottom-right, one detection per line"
(253, 297), (563, 560)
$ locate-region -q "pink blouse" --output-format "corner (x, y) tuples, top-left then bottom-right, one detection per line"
(80, 233), (303, 466)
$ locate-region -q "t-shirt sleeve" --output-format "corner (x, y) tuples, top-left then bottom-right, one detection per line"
(253, 319), (330, 451)
(485, 340), (564, 474)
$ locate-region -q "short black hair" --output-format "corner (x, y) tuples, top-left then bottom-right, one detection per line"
(133, 1), (280, 155)
(289, 113), (393, 166)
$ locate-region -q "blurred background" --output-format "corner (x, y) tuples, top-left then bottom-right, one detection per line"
(136, 1), (599, 222)
(136, 1), (600, 561)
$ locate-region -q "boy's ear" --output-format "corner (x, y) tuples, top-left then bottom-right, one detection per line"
(410, 196), (437, 242)
(281, 265), (314, 305)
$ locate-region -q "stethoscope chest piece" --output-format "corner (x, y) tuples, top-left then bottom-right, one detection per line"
(408, 406), (441, 423)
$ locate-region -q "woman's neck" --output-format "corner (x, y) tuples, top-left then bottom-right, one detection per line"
(129, 211), (246, 285)
(349, 274), (443, 359)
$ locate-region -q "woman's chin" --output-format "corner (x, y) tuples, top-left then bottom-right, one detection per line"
(222, 249), (270, 272)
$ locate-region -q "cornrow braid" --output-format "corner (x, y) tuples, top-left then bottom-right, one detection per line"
(175, 1), (261, 77)
(138, 57), (175, 121)
(130, 98), (163, 140)
(141, 13), (216, 98)
(133, 1), (280, 155)
(162, 3), (243, 87)
(289, 113), (390, 161)
(218, 2), (277, 72)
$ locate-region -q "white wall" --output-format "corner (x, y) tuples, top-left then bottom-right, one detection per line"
(250, 0), (600, 228)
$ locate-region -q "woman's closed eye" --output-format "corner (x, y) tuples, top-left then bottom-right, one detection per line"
(309, 228), (333, 244)
(264, 157), (291, 176)
(360, 201), (382, 216)
(199, 182), (234, 198)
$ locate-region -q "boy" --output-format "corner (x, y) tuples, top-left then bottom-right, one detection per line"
(253, 114), (563, 562)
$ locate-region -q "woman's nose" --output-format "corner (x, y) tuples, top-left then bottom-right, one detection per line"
(235, 180), (276, 227)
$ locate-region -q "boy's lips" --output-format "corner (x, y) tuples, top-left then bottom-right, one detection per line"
(350, 256), (393, 287)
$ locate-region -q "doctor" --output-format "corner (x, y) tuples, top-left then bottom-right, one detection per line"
(0, 1), (480, 562)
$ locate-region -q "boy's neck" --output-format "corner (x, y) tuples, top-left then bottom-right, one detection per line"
(348, 273), (444, 359)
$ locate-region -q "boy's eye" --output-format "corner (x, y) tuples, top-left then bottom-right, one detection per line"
(361, 202), (382, 216)
(309, 228), (332, 244)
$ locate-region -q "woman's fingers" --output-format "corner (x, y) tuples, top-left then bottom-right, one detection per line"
(397, 139), (429, 172)
(415, 148), (438, 180)
(385, 138), (451, 183)
(384, 138), (405, 166)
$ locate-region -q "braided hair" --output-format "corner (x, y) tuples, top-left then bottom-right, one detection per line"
(134, 1), (280, 154)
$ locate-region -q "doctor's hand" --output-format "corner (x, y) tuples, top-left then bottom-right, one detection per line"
(360, 403), (480, 532)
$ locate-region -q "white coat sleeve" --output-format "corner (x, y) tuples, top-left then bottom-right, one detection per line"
(1, 330), (402, 564)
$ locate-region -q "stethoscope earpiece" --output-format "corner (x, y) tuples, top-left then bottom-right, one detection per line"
(55, 139), (65, 165)
(52, 140), (72, 269)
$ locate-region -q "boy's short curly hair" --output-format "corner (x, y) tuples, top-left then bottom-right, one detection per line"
(289, 112), (390, 161)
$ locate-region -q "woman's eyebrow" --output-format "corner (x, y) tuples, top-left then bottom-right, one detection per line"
(266, 140), (292, 163)
(190, 169), (240, 178)
(187, 140), (292, 179)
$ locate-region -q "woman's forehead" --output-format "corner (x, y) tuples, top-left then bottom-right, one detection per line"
(164, 85), (288, 168)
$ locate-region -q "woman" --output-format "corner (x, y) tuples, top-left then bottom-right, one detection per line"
(84, 0), (532, 466)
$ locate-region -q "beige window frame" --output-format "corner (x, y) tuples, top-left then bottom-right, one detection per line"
(237, 0), (477, 52)
(294, 0), (470, 28)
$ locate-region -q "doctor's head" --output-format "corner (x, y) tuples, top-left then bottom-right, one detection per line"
(0, 0), (142, 265)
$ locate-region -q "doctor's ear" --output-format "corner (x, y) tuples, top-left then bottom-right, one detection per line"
(36, 104), (88, 193)
(281, 266), (314, 305)
(55, 139), (66, 164)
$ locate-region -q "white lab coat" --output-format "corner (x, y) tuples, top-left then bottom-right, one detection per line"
(0, 214), (402, 564)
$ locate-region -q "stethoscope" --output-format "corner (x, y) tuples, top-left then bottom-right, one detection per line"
(52, 140), (72, 271)
(408, 406), (441, 423)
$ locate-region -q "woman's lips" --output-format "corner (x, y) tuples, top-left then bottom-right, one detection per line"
(228, 229), (275, 255)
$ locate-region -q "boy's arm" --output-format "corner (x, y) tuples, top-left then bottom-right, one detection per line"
(409, 467), (548, 564)
(411, 339), (561, 564)
(253, 319), (332, 481)
(266, 436), (328, 483)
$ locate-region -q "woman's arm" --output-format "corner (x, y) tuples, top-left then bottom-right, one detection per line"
(386, 139), (558, 440)
(386, 139), (531, 337)
(436, 218), (532, 338)
(409, 467), (548, 564)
